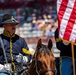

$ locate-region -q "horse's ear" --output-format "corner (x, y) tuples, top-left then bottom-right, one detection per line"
(48, 39), (53, 51)
(36, 39), (42, 50)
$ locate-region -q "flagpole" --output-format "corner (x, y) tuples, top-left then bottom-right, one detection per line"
(71, 43), (75, 75)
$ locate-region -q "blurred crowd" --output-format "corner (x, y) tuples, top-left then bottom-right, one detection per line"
(0, 5), (58, 43)
(17, 5), (58, 42)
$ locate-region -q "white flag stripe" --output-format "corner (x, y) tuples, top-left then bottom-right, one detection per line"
(59, 0), (75, 38)
(57, 0), (62, 13)
(67, 0), (75, 9)
(59, 19), (68, 38)
(70, 21), (76, 42)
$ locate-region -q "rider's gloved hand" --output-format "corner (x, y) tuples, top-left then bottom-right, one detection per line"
(22, 56), (28, 64)
(16, 53), (29, 64)
(16, 53), (23, 63)
(63, 40), (70, 45)
(4, 63), (11, 71)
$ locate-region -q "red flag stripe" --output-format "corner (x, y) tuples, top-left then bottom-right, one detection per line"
(63, 0), (76, 40)
(59, 1), (75, 40)
(57, 0), (69, 31)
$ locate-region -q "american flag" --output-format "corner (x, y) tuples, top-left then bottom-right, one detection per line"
(57, 0), (76, 43)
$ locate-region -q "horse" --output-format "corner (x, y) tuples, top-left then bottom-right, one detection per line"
(24, 39), (56, 75)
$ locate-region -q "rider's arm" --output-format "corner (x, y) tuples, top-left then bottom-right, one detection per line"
(21, 38), (32, 63)
(54, 28), (71, 51)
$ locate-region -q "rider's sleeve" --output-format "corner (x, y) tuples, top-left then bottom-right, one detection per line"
(21, 38), (32, 62)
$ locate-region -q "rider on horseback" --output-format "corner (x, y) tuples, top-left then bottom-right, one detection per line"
(0, 14), (32, 75)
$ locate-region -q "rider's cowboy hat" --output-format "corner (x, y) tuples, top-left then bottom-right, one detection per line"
(0, 14), (18, 27)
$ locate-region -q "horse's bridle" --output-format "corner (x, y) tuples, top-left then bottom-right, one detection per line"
(34, 52), (57, 75)
(25, 49), (57, 75)
(25, 59), (56, 75)
(35, 60), (56, 75)
(38, 68), (56, 74)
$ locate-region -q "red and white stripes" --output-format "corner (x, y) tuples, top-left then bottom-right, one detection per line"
(57, 0), (76, 42)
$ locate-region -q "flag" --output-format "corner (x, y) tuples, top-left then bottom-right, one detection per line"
(57, 0), (76, 43)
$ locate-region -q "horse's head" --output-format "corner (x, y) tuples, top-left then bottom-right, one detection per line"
(34, 39), (56, 75)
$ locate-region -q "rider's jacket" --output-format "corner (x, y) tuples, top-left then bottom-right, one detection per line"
(55, 28), (76, 58)
(0, 30), (31, 66)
